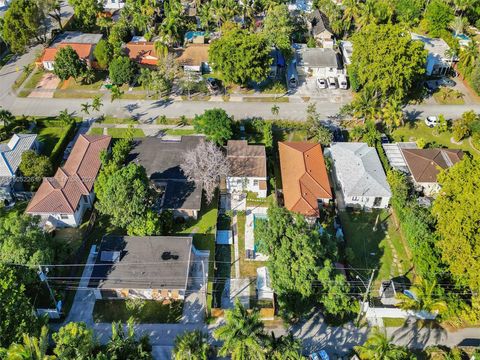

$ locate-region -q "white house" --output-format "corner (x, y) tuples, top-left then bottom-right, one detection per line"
(0, 134), (38, 202)
(104, 0), (125, 10)
(226, 140), (267, 198)
(340, 40), (353, 66)
(327, 142), (391, 209)
(0, 0), (11, 8)
(295, 44), (342, 79)
(411, 33), (455, 76)
(26, 135), (111, 228)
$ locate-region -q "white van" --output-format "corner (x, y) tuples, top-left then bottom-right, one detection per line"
(328, 77), (337, 89)
(338, 74), (348, 90)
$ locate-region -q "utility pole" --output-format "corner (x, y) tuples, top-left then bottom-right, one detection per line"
(356, 269), (376, 326)
(38, 265), (57, 310)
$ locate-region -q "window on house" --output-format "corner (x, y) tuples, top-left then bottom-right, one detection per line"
(373, 197), (382, 207)
(60, 214), (69, 219)
(253, 180), (259, 186)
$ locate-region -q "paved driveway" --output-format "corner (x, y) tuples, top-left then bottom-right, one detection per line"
(28, 73), (60, 98)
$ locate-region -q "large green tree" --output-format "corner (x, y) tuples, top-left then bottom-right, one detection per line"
(432, 156), (480, 296)
(350, 23), (426, 104)
(106, 319), (152, 359)
(209, 27), (272, 85)
(109, 56), (137, 85)
(262, 4), (293, 58)
(68, 0), (103, 31)
(52, 322), (96, 360)
(95, 163), (160, 236)
(19, 150), (52, 190)
(393, 0), (424, 26)
(0, 265), (40, 348)
(2, 0), (46, 53)
(93, 39), (114, 69)
(192, 109), (233, 145)
(213, 300), (266, 360)
(424, 0), (454, 37)
(0, 211), (54, 285)
(53, 46), (87, 81)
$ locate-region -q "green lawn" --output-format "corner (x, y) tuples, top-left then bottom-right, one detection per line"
(392, 120), (478, 155)
(23, 68), (46, 89)
(107, 128), (145, 138)
(101, 116), (137, 125)
(340, 209), (413, 287)
(60, 71), (106, 90)
(383, 317), (406, 327)
(243, 97), (289, 103)
(246, 192), (274, 207)
(93, 299), (183, 323)
(37, 124), (69, 156)
(88, 127), (104, 135)
(164, 129), (198, 136)
(53, 91), (96, 99)
(433, 88), (465, 105)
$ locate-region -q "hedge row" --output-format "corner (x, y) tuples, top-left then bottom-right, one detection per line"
(50, 122), (77, 166)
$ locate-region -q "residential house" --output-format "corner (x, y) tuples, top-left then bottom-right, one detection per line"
(226, 140), (267, 198)
(127, 136), (204, 219)
(327, 142), (391, 209)
(124, 41), (159, 67)
(401, 148), (463, 196)
(382, 142), (418, 173)
(411, 33), (455, 76)
(90, 235), (194, 301)
(294, 44), (342, 79)
(0, 0), (11, 8)
(0, 134), (38, 202)
(279, 142), (332, 217)
(340, 40), (353, 66)
(176, 44), (210, 73)
(26, 135), (111, 227)
(287, 0), (313, 12)
(308, 10), (334, 48)
(41, 32), (103, 71)
(104, 0), (124, 10)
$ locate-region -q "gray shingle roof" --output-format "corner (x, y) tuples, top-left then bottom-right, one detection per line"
(89, 235), (193, 290)
(0, 134), (37, 178)
(329, 142), (391, 198)
(296, 46), (340, 69)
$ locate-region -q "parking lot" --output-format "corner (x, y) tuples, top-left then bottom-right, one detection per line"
(290, 76), (353, 103)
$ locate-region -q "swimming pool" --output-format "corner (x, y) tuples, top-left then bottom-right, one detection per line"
(253, 213), (267, 229)
(454, 33), (470, 41)
(185, 31), (206, 41)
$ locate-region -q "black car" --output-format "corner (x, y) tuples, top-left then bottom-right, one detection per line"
(206, 78), (220, 92)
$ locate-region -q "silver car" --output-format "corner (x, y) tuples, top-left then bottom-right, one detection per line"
(316, 78), (327, 89)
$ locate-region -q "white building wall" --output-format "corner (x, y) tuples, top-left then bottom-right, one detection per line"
(226, 176), (267, 198)
(104, 0), (125, 9)
(344, 195), (390, 209)
(43, 61), (55, 71)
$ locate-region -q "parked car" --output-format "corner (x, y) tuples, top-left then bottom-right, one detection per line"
(328, 77), (337, 89)
(316, 78), (327, 89)
(380, 133), (389, 144)
(438, 78), (456, 87)
(338, 74), (348, 89)
(206, 77), (220, 93)
(309, 350), (329, 360)
(425, 116), (439, 128)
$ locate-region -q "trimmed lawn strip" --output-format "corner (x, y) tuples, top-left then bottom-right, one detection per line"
(392, 121), (477, 156)
(12, 65), (34, 90)
(339, 209), (413, 287)
(53, 91), (97, 99)
(89, 127), (104, 135)
(93, 299), (183, 323)
(246, 192), (274, 207)
(107, 128), (145, 138)
(237, 212), (267, 278)
(383, 317), (406, 327)
(23, 68), (46, 89)
(37, 125), (69, 156)
(243, 97), (289, 103)
(101, 116), (137, 125)
(61, 72), (106, 90)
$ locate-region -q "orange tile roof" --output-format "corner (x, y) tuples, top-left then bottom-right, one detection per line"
(278, 142), (332, 217)
(41, 43), (94, 62)
(124, 42), (159, 66)
(26, 135), (111, 215)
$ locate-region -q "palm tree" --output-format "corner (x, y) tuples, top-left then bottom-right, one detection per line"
(271, 104), (280, 117)
(92, 95), (103, 112)
(355, 327), (410, 360)
(110, 85), (124, 102)
(0, 108), (15, 129)
(450, 16), (467, 36)
(397, 279), (447, 315)
(172, 330), (210, 360)
(213, 299), (267, 360)
(4, 326), (56, 360)
(81, 102), (91, 115)
(266, 332), (303, 360)
(459, 40), (479, 74)
(82, 68), (96, 85)
(382, 99), (404, 129)
(58, 109), (74, 129)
